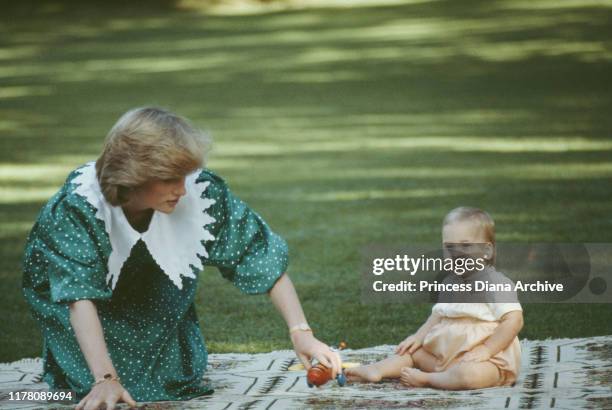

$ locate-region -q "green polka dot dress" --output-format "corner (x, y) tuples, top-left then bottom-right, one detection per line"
(21, 162), (288, 401)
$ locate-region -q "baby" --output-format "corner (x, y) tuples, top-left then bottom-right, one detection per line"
(347, 207), (523, 389)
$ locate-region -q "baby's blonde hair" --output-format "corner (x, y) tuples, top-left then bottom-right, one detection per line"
(95, 107), (211, 206)
(443, 207), (496, 264)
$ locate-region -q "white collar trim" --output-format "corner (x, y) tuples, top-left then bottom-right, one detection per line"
(72, 162), (216, 290)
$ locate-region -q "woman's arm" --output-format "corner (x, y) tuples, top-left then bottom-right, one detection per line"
(268, 274), (343, 378)
(69, 300), (117, 379)
(462, 310), (523, 362)
(69, 300), (136, 410)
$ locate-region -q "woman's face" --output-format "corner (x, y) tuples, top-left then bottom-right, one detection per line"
(128, 176), (187, 214)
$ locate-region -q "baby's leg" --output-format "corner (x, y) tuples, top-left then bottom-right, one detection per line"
(346, 354), (414, 382)
(401, 361), (501, 390)
(410, 347), (439, 373)
(347, 346), (439, 383)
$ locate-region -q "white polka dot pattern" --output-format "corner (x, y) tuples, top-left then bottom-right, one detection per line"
(21, 163), (289, 402)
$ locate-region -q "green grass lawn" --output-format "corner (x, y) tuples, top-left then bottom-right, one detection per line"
(1, 0), (612, 362)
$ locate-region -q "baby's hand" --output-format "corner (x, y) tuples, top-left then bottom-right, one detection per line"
(395, 334), (424, 355)
(461, 344), (492, 363)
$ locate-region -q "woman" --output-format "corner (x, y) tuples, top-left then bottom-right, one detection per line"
(22, 107), (341, 410)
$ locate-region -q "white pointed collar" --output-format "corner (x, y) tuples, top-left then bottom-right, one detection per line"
(72, 162), (216, 290)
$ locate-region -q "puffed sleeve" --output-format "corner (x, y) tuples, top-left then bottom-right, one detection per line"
(486, 270), (523, 320)
(198, 171), (289, 294)
(23, 186), (112, 304)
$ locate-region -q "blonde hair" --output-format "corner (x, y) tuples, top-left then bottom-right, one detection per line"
(443, 206), (496, 264)
(95, 107), (211, 206)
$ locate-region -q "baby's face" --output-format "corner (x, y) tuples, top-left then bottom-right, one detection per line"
(442, 220), (491, 263)
(442, 220), (487, 245)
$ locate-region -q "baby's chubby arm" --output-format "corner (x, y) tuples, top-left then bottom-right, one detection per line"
(462, 310), (524, 362)
(484, 310), (524, 354)
(396, 312), (442, 355)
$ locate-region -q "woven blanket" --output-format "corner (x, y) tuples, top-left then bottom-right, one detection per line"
(1, 336), (611, 409)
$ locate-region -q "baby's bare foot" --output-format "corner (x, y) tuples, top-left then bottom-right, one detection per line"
(345, 365), (382, 383)
(400, 367), (429, 387)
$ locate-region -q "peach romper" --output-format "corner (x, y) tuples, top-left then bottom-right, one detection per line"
(423, 302), (522, 386)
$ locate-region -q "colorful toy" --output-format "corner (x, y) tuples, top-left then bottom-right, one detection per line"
(288, 362), (360, 371)
(305, 341), (349, 388)
(307, 363), (336, 387)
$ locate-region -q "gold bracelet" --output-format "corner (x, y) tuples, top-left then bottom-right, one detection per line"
(289, 323), (312, 334)
(92, 373), (121, 387)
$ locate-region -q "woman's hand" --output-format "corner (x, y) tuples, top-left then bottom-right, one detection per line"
(267, 275), (342, 377)
(395, 333), (425, 356)
(291, 331), (343, 378)
(76, 380), (136, 410)
(70, 301), (135, 409)
(461, 344), (492, 363)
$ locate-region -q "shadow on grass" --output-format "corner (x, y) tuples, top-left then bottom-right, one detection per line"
(1, 0), (612, 361)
